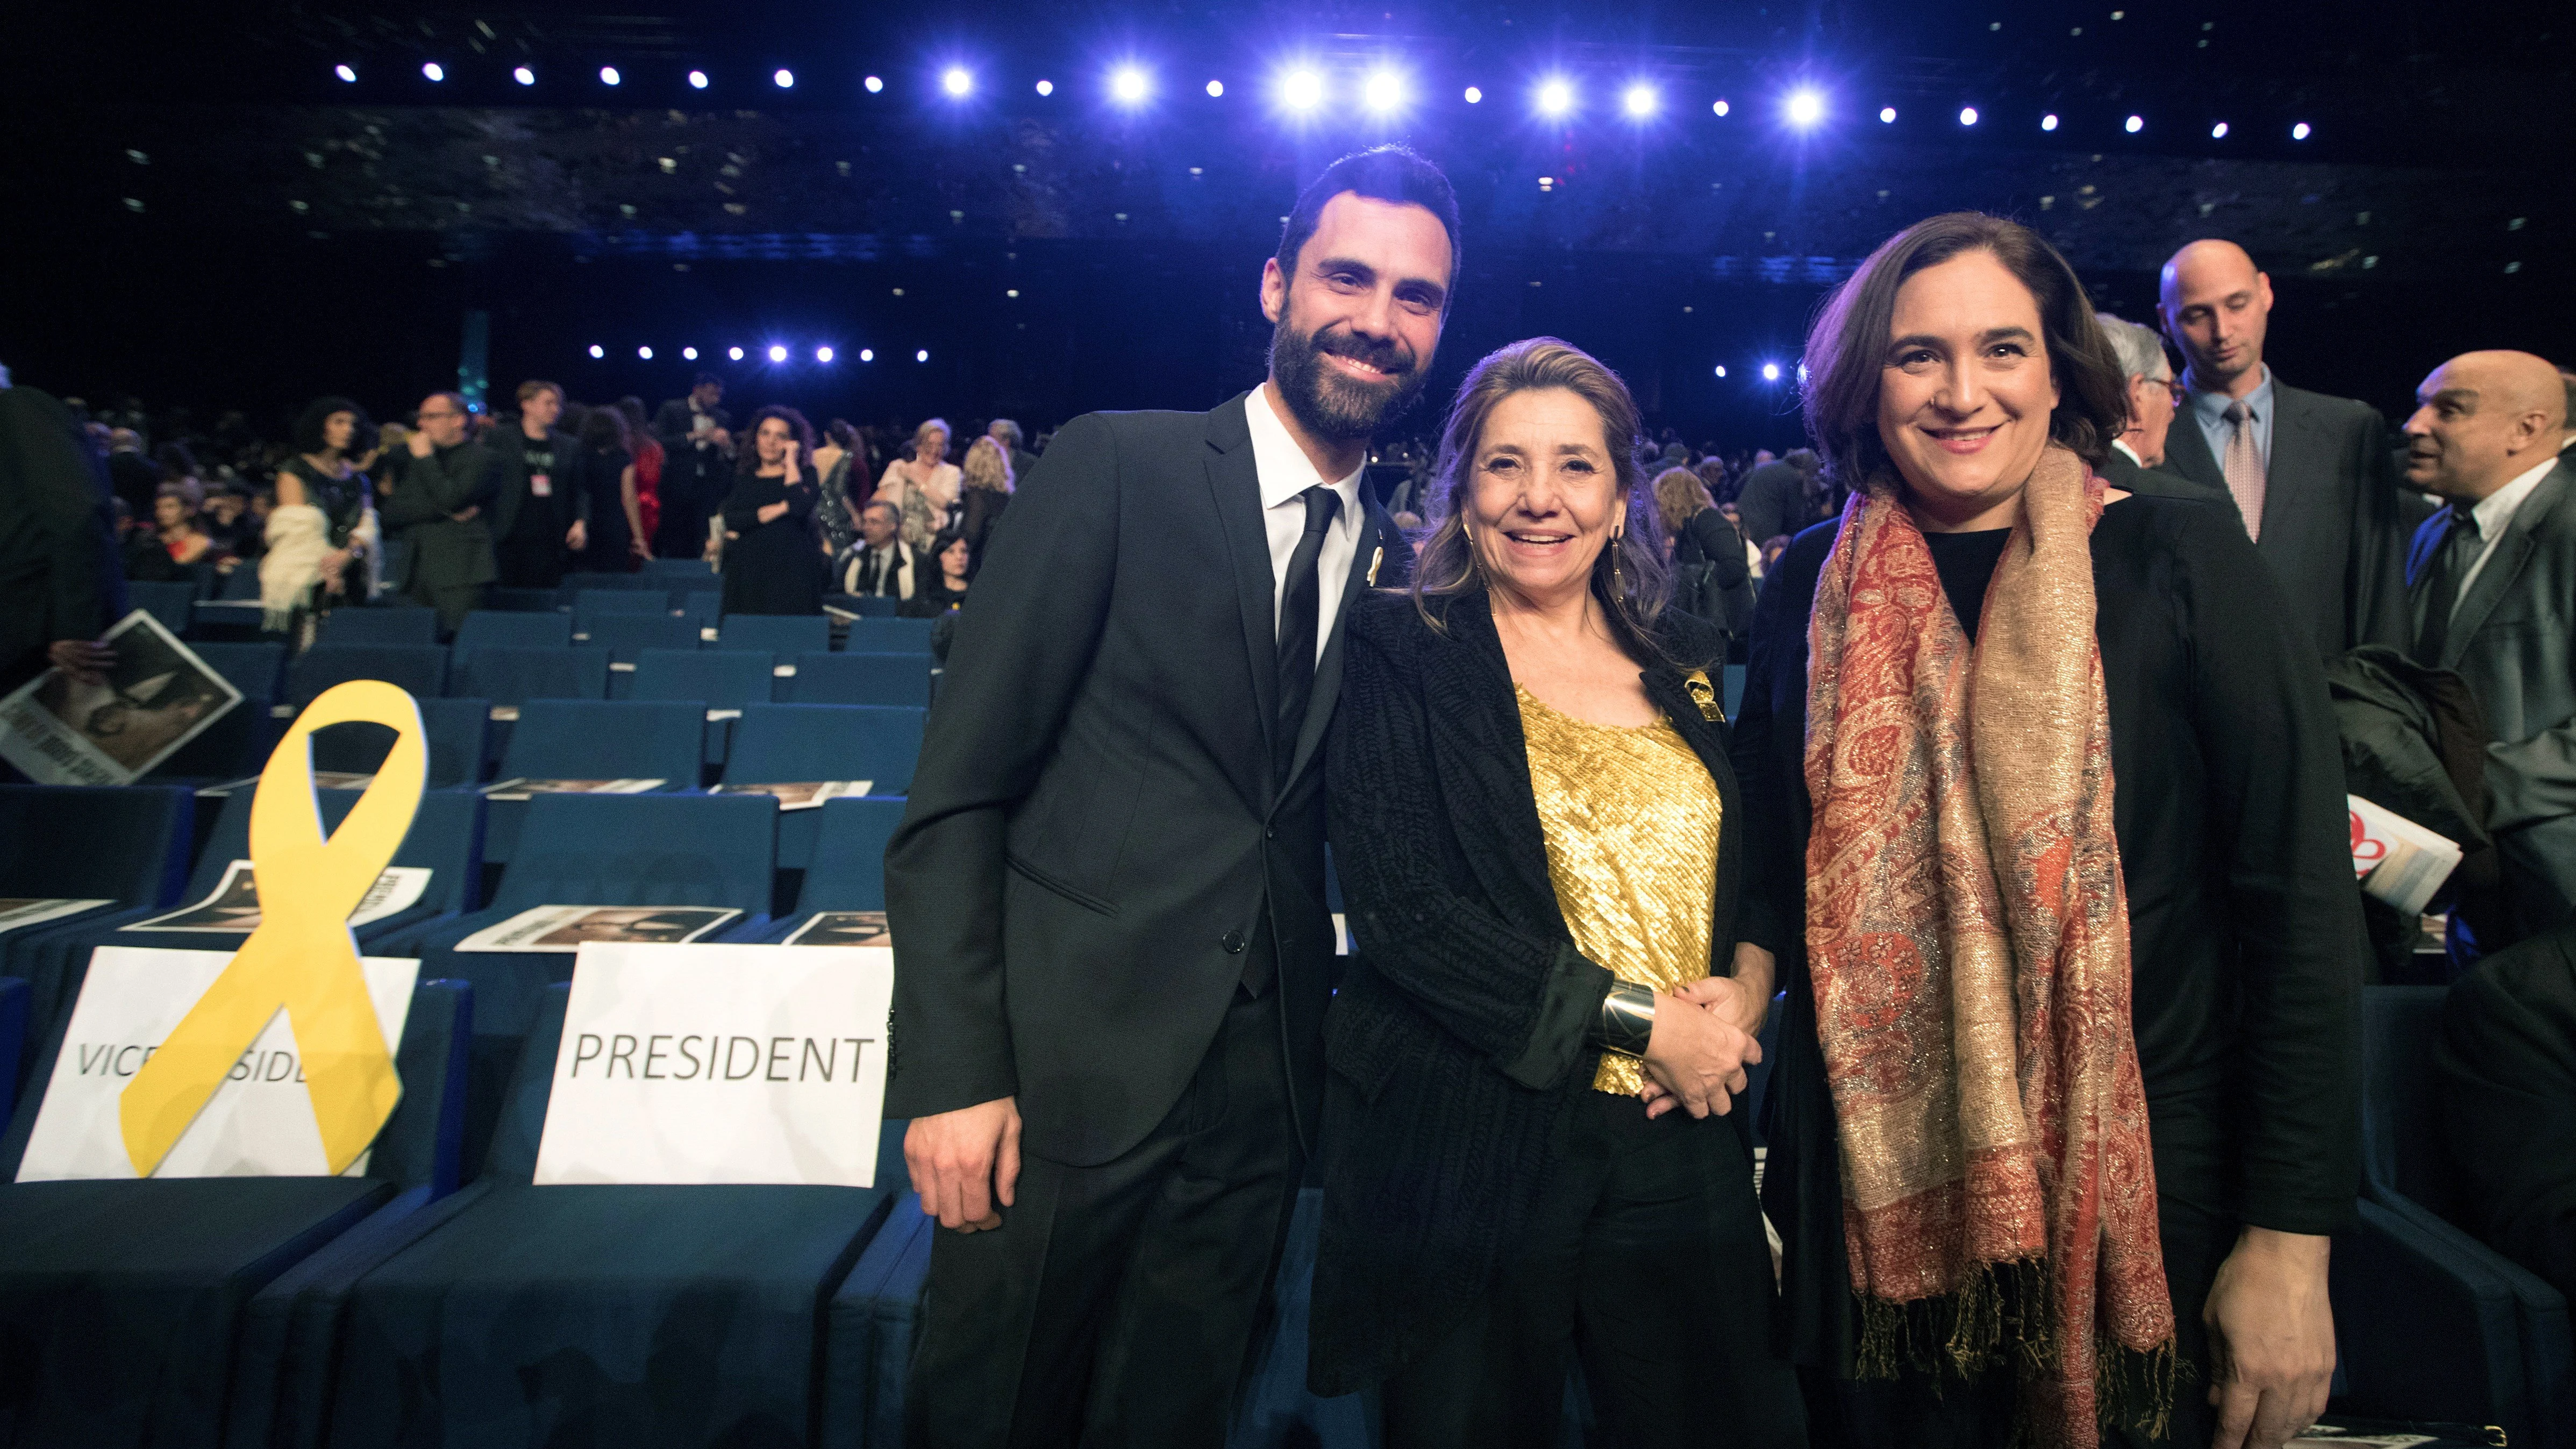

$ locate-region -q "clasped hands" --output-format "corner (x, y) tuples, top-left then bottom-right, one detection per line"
(1635, 972), (1767, 1120)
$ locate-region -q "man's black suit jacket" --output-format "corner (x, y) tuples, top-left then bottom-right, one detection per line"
(2098, 445), (2220, 505)
(2161, 376), (2420, 655)
(883, 391), (1403, 1167)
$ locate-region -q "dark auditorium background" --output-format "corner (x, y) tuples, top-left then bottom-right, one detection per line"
(3, 0), (2570, 446)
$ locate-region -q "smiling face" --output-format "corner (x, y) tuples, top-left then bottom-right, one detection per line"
(1876, 249), (2061, 531)
(1261, 191), (1454, 444)
(2402, 351), (2568, 505)
(1463, 387), (1623, 608)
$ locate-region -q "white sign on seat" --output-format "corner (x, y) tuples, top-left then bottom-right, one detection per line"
(16, 947), (419, 1181)
(531, 940), (894, 1188)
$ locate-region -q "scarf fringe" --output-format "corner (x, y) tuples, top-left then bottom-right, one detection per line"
(1852, 1262), (2181, 1445)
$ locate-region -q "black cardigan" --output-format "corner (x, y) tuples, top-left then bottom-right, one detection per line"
(1308, 588), (1747, 1395)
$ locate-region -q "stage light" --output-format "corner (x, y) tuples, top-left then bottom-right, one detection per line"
(1035, 79), (1053, 96)
(816, 346), (834, 362)
(727, 346), (745, 361)
(2041, 112), (2060, 131)
(682, 347), (698, 360)
(774, 69), (794, 89)
(2210, 121), (2229, 139)
(1110, 66), (1150, 105)
(1206, 78), (1224, 97)
(942, 67), (972, 98)
(767, 344), (788, 362)
(1712, 98), (1730, 117)
(859, 348), (874, 362)
(1622, 83), (1658, 119)
(2124, 113), (2143, 133)
(1761, 362), (1782, 382)
(1282, 69), (1324, 112)
(2291, 121), (2311, 140)
(1784, 88), (1825, 129)
(1464, 85), (1483, 104)
(1714, 365), (1728, 377)
(335, 64), (357, 83)
(1365, 70), (1406, 113)
(1535, 77), (1574, 117)
(865, 75), (884, 94)
(688, 70), (708, 89)
(588, 345), (604, 359)
(422, 62), (445, 83)
(916, 349), (930, 362)
(1879, 106), (1896, 123)
(513, 66), (535, 86)
(633, 346), (648, 360)
(1958, 105), (1979, 126)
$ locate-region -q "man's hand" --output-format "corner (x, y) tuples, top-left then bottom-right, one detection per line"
(406, 430), (433, 459)
(448, 504), (480, 523)
(2204, 1227), (2335, 1449)
(1673, 974), (1768, 1038)
(565, 519), (587, 553)
(705, 427), (731, 451)
(904, 1096), (1022, 1232)
(1639, 993), (1760, 1119)
(47, 639), (115, 681)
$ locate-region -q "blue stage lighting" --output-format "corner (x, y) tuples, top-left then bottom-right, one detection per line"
(1464, 86), (1483, 104)
(1761, 361), (1782, 382)
(1784, 88), (1824, 129)
(1281, 69), (1324, 112)
(1535, 77), (1575, 118)
(601, 66), (620, 86)
(335, 64), (357, 83)
(1622, 83), (1658, 119)
(816, 346), (834, 363)
(2124, 113), (2143, 133)
(2041, 112), (2060, 131)
(682, 347), (698, 360)
(865, 75), (884, 94)
(588, 345), (604, 359)
(916, 349), (931, 363)
(774, 69), (794, 89)
(1206, 79), (1224, 97)
(1035, 79), (1053, 96)
(942, 67), (972, 98)
(860, 348), (875, 362)
(513, 67), (535, 86)
(421, 62), (445, 83)
(767, 344), (788, 362)
(1365, 70), (1407, 113)
(1110, 66), (1150, 105)
(1958, 105), (1979, 126)
(1714, 365), (1728, 378)
(638, 346), (653, 360)
(727, 346), (744, 361)
(688, 70), (708, 90)
(2210, 121), (2229, 139)
(1879, 106), (1896, 123)
(1712, 98), (1730, 117)
(2291, 121), (2311, 140)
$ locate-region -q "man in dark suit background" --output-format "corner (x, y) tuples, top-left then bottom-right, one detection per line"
(2401, 349), (2575, 946)
(883, 145), (1458, 1445)
(650, 373), (732, 561)
(2092, 311), (2216, 502)
(2158, 239), (2421, 655)
(985, 418), (1040, 489)
(378, 392), (497, 634)
(487, 380), (586, 589)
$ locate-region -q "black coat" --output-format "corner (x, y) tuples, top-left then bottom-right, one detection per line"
(882, 393), (1404, 1167)
(0, 388), (125, 690)
(2436, 924), (2576, 1304)
(1309, 589), (1743, 1395)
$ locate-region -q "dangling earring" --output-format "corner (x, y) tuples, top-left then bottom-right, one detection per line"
(1609, 527), (1624, 595)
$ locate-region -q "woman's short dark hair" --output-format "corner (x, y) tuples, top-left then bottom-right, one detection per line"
(929, 525), (975, 579)
(579, 404), (631, 453)
(292, 396), (375, 455)
(1409, 338), (1672, 659)
(1275, 145), (1461, 308)
(737, 405), (817, 476)
(1801, 211), (2126, 496)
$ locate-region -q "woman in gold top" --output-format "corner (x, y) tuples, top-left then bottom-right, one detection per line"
(1307, 338), (1806, 1447)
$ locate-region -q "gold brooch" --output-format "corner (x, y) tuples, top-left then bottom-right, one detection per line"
(1682, 669), (1724, 723)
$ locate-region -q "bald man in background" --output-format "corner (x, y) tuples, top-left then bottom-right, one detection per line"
(2159, 239), (2422, 655)
(2404, 351), (2576, 947)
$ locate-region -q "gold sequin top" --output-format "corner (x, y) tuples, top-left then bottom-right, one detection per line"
(1515, 684), (1724, 1095)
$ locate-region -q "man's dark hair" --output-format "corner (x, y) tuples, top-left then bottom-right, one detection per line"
(693, 372), (723, 391)
(1274, 146), (1461, 306)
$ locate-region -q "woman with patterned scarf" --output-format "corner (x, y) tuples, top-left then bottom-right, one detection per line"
(1730, 213), (2361, 1449)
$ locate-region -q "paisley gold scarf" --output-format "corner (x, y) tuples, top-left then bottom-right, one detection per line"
(1802, 445), (2175, 1445)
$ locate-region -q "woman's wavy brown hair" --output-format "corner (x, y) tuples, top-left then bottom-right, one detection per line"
(1409, 338), (1671, 656)
(1802, 211), (2126, 498)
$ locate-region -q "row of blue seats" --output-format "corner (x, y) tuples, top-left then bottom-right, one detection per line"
(128, 574), (912, 648)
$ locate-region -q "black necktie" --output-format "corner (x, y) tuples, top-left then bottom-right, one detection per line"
(1274, 486), (1344, 788)
(2414, 508), (2481, 666)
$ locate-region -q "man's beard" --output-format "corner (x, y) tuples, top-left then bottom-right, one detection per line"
(1269, 318), (1428, 444)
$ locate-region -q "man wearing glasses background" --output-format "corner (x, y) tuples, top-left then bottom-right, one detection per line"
(2093, 312), (2211, 501)
(380, 392), (499, 634)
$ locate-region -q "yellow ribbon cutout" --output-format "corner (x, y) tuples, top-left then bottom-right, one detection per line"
(119, 680), (429, 1177)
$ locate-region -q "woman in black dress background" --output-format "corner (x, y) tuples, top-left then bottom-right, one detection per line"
(575, 405), (646, 572)
(719, 406), (825, 616)
(1731, 212), (2357, 1449)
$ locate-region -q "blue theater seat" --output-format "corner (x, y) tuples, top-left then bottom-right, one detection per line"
(786, 652), (933, 709)
(316, 609), (440, 648)
(843, 617), (937, 656)
(289, 644), (447, 706)
(308, 696), (491, 789)
(823, 592), (900, 620)
(452, 610), (572, 658)
(631, 650), (776, 766)
(408, 792), (780, 1170)
(819, 1194), (936, 1448)
(725, 708), (920, 871)
(0, 975), (472, 1449)
(451, 646), (610, 709)
(718, 613), (830, 658)
(147, 641), (290, 782)
(480, 699), (705, 861)
(571, 587), (671, 624)
(681, 590), (723, 629)
(0, 977), (24, 1124)
(580, 612), (700, 665)
(750, 795), (905, 935)
(12, 787), (484, 1042)
(124, 579), (198, 638)
(230, 982), (907, 1449)
(0, 784), (193, 986)
(642, 558), (716, 580)
(2331, 986), (2574, 1448)
(484, 587), (564, 615)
